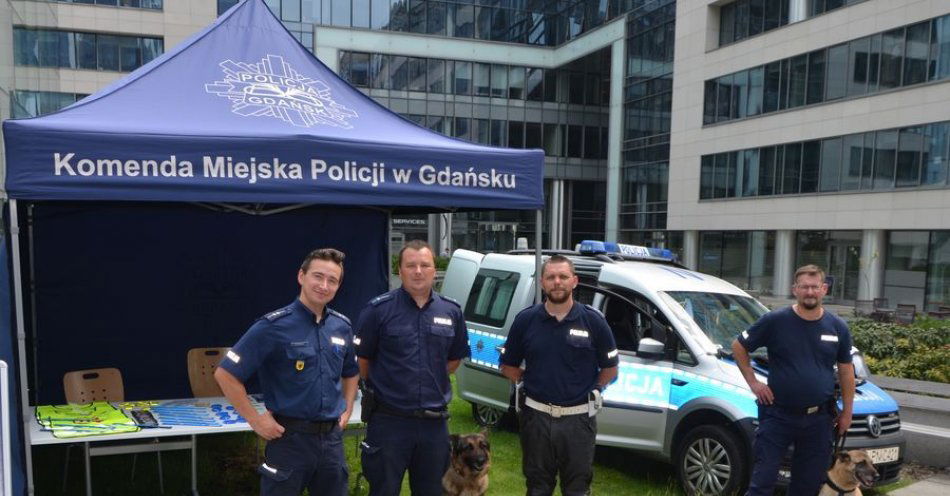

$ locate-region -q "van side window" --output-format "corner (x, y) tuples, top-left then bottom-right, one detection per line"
(464, 269), (520, 328)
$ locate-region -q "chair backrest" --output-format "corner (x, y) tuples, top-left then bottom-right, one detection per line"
(873, 298), (889, 310)
(895, 305), (916, 324)
(939, 305), (950, 312)
(187, 347), (229, 397)
(854, 300), (874, 316)
(63, 368), (124, 404)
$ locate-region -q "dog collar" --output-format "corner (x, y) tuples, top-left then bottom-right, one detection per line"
(824, 476), (856, 496)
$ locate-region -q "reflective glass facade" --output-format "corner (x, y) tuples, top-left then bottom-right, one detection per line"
(704, 14), (950, 125)
(339, 52), (609, 160)
(219, 0), (652, 46)
(718, 0), (865, 47)
(620, 0), (674, 236)
(700, 121), (950, 199)
(13, 27), (163, 72)
(883, 231), (950, 310)
(698, 231), (775, 292)
(10, 90), (89, 118)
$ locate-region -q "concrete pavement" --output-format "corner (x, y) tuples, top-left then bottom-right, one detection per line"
(888, 473), (950, 495)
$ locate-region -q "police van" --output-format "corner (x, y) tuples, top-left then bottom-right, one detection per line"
(440, 241), (904, 495)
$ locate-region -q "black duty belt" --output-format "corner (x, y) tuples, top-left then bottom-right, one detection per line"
(375, 402), (450, 420)
(273, 414), (337, 434)
(772, 401), (833, 416)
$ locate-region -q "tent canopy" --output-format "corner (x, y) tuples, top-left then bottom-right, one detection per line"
(2, 0), (543, 209)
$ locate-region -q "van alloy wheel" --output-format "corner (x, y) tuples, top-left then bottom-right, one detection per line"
(683, 437), (731, 494)
(472, 403), (506, 427)
(675, 425), (746, 496)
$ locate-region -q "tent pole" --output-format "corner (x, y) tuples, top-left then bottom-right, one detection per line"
(9, 200), (35, 495)
(387, 210), (393, 291)
(534, 209), (542, 304)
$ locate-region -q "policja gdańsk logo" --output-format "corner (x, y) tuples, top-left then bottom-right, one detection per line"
(205, 54), (358, 128)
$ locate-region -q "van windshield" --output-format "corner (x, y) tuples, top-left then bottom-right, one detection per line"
(663, 291), (768, 350)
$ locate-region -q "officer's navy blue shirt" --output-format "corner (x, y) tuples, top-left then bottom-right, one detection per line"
(500, 302), (619, 406)
(354, 288), (470, 410)
(737, 306), (852, 409)
(219, 299), (359, 421)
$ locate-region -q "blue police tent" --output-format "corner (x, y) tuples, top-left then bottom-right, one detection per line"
(0, 0), (543, 493)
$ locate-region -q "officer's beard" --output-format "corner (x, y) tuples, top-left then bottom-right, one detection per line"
(799, 297), (820, 310)
(545, 289), (571, 304)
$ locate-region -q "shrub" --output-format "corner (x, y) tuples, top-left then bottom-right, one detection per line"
(850, 317), (950, 383)
(391, 254), (450, 274)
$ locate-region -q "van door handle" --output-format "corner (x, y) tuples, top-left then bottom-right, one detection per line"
(671, 378), (688, 386)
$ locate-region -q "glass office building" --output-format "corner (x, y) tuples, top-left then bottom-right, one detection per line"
(2, 0), (949, 308)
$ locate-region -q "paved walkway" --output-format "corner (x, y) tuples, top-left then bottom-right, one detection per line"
(889, 473), (950, 495)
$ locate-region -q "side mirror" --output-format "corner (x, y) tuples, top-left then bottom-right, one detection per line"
(637, 338), (664, 360)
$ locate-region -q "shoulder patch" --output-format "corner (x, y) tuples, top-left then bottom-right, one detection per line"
(439, 294), (461, 308)
(370, 292), (393, 306)
(262, 307), (293, 322)
(585, 304), (605, 318)
(327, 308), (351, 325)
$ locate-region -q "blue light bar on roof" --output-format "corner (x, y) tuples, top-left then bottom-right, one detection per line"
(577, 240), (675, 261)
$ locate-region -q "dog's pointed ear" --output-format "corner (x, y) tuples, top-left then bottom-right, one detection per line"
(449, 434), (461, 453)
(837, 452), (852, 463)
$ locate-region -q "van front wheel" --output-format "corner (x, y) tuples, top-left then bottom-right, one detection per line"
(675, 425), (747, 496)
(471, 403), (507, 428)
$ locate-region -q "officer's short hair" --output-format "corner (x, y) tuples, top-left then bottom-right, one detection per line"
(398, 239), (434, 267)
(542, 254), (575, 277)
(793, 264), (825, 284)
(300, 248), (346, 276)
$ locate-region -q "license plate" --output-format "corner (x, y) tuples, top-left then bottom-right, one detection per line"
(866, 446), (900, 464)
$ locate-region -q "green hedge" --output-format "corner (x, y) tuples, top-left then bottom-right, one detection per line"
(850, 317), (950, 383)
(391, 254), (451, 274)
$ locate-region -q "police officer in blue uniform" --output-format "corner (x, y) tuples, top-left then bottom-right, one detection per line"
(500, 254), (619, 496)
(355, 240), (469, 496)
(215, 248), (358, 496)
(732, 264), (855, 496)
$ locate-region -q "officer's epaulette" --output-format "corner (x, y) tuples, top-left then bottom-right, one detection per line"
(369, 292), (394, 306)
(585, 304), (605, 318)
(262, 306), (293, 322)
(327, 307), (351, 325)
(439, 294), (461, 308)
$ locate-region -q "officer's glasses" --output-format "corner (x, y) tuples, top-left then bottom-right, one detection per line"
(795, 284), (825, 292)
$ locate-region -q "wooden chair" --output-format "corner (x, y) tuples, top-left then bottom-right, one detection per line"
(62, 368), (164, 493)
(895, 304), (916, 325)
(187, 347), (229, 397)
(63, 368), (124, 404)
(872, 298), (889, 310)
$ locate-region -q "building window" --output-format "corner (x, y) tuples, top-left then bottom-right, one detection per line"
(698, 231), (775, 292)
(11, 90), (89, 118)
(705, 14), (950, 125)
(719, 0), (861, 47)
(700, 120), (950, 200)
(14, 27), (162, 72)
(56, 0), (163, 9)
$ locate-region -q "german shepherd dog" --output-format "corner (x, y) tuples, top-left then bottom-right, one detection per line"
(442, 431), (491, 496)
(819, 450), (879, 496)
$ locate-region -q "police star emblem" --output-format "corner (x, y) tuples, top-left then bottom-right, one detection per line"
(296, 360), (305, 371)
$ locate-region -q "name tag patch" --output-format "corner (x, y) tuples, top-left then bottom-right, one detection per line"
(820, 334), (839, 342)
(569, 329), (589, 338)
(433, 317), (453, 326)
(226, 350), (241, 363)
(331, 336), (346, 346)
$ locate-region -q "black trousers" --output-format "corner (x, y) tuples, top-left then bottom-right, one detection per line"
(258, 426), (348, 496)
(518, 406), (596, 496)
(360, 412), (450, 496)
